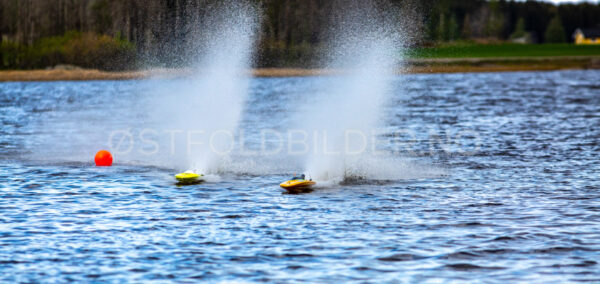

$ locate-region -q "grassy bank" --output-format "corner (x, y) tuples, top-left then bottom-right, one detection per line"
(0, 31), (135, 71)
(408, 43), (600, 59)
(1, 43), (600, 81)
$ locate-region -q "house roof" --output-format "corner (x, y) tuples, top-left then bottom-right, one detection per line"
(577, 28), (600, 38)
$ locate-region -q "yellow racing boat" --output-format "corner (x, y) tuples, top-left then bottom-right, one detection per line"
(280, 174), (316, 193)
(175, 171), (204, 185)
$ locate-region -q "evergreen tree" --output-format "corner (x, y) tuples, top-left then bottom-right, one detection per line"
(485, 0), (505, 39)
(436, 13), (446, 42)
(544, 15), (566, 43)
(510, 17), (527, 39)
(461, 14), (472, 39)
(448, 14), (459, 41)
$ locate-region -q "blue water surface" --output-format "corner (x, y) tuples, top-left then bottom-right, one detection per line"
(1, 70), (599, 282)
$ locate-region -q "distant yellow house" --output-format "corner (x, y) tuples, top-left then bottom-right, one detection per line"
(573, 28), (600, 45)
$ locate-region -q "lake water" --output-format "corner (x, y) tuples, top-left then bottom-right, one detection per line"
(1, 70), (599, 282)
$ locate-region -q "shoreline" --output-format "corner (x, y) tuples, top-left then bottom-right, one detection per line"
(1, 56), (599, 81)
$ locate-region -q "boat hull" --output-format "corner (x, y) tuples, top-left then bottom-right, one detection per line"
(280, 180), (316, 193)
(175, 172), (204, 185)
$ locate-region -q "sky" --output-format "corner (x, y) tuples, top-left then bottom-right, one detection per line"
(516, 0), (600, 3)
(539, 0), (599, 3)
(513, 0), (600, 4)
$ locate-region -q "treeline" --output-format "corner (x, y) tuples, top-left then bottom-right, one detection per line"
(1, 0), (599, 70)
(0, 0), (422, 68)
(423, 0), (600, 44)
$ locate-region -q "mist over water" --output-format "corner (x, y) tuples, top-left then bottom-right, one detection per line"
(151, 1), (258, 173)
(299, 0), (426, 182)
(142, 0), (442, 181)
(20, 0), (444, 182)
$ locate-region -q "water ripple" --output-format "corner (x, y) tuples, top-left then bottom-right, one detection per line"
(1, 71), (600, 282)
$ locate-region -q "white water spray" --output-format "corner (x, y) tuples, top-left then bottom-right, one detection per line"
(300, 0), (436, 182)
(152, 1), (259, 173)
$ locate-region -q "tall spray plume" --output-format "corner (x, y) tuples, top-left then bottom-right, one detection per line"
(152, 1), (259, 173)
(300, 0), (412, 182)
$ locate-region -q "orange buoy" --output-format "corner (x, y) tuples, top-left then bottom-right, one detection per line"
(94, 150), (113, 166)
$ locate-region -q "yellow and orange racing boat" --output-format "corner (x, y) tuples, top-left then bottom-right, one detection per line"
(280, 174), (316, 192)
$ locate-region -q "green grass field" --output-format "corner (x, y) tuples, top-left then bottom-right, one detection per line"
(408, 43), (600, 59)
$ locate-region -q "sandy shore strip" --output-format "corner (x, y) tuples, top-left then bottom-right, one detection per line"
(1, 56), (599, 81)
